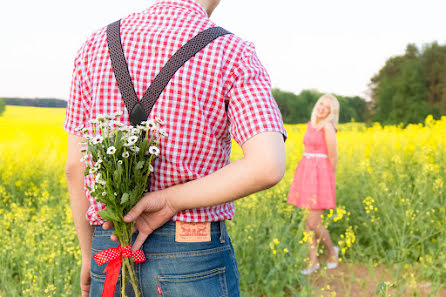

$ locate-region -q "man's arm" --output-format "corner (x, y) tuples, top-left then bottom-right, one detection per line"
(65, 134), (94, 297)
(119, 131), (286, 250)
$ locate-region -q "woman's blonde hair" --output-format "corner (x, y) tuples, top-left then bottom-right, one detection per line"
(310, 93), (340, 129)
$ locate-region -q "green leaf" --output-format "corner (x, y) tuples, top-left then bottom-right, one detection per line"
(113, 163), (123, 184)
(84, 167), (90, 176)
(135, 160), (144, 170)
(120, 193), (129, 205)
(99, 208), (121, 222)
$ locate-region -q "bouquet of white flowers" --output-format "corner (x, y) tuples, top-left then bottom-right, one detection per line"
(77, 112), (167, 297)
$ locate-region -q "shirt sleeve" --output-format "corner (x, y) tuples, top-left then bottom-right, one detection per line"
(226, 42), (287, 147)
(63, 49), (90, 136)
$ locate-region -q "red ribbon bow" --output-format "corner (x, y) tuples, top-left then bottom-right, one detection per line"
(93, 245), (146, 297)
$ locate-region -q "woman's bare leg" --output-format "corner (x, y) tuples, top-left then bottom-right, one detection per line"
(307, 210), (337, 263)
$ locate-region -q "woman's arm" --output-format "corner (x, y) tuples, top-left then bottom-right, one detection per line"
(323, 123), (337, 171)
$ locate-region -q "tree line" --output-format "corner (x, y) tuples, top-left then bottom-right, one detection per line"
(272, 89), (367, 124)
(1, 97), (67, 109)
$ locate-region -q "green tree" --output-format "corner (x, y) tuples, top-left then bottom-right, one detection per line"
(0, 98), (5, 116)
(421, 42), (446, 114)
(370, 43), (443, 125)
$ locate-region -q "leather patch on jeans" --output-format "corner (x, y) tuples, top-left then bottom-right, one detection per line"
(175, 221), (211, 242)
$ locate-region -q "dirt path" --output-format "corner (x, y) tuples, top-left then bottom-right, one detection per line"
(306, 263), (446, 297)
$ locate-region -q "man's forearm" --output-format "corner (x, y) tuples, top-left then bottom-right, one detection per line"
(65, 162), (94, 261)
(165, 132), (286, 212)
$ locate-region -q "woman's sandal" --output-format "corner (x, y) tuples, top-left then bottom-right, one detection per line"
(301, 263), (320, 275)
(326, 246), (339, 269)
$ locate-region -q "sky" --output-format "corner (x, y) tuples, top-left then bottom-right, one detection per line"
(0, 0), (445, 101)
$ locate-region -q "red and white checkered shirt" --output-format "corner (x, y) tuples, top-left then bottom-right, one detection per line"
(64, 0), (287, 225)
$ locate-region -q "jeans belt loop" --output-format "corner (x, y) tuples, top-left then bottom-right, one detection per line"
(219, 221), (226, 243)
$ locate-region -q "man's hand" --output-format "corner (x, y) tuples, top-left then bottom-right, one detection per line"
(123, 190), (177, 250)
(80, 259), (91, 297)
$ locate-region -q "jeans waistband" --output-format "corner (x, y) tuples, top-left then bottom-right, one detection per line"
(93, 221), (227, 244)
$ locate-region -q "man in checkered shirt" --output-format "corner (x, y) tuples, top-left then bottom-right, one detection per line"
(64, 0), (287, 296)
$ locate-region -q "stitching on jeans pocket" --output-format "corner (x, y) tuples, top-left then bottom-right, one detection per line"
(148, 245), (231, 259)
(158, 267), (228, 297)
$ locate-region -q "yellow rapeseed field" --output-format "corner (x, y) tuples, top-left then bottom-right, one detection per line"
(0, 105), (445, 297)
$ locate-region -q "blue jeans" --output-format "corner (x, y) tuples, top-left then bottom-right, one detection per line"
(90, 221), (240, 297)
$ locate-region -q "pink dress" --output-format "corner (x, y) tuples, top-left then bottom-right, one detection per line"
(287, 122), (336, 209)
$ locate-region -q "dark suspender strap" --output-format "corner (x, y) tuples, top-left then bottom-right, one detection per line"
(107, 20), (231, 126)
(107, 20), (139, 123)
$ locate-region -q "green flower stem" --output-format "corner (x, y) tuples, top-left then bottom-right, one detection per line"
(121, 259), (127, 296)
(138, 154), (153, 198)
(117, 222), (141, 297)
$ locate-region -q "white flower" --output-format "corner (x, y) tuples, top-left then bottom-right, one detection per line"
(149, 146), (160, 156)
(93, 135), (104, 144)
(106, 146), (117, 155)
(96, 114), (106, 122)
(81, 128), (89, 134)
(80, 147), (87, 153)
(129, 146), (140, 153)
(109, 120), (121, 128)
(99, 122), (107, 130)
(75, 125), (84, 132)
(97, 180), (106, 186)
(114, 121), (124, 128)
(102, 192), (107, 196)
(127, 135), (138, 145)
(113, 111), (123, 118)
(122, 151), (130, 158)
(105, 114), (114, 120)
(131, 128), (139, 135)
(149, 164), (154, 172)
(159, 128), (168, 137)
(155, 117), (165, 125)
(118, 160), (123, 165)
(88, 119), (99, 125)
(90, 167), (98, 174)
(97, 158), (103, 164)
(119, 126), (131, 133)
(146, 120), (156, 130)
(137, 124), (147, 131)
(80, 156), (86, 162)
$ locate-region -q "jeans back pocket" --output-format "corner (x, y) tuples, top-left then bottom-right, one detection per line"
(158, 267), (228, 297)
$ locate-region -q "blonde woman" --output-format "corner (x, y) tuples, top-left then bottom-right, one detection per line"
(288, 94), (340, 275)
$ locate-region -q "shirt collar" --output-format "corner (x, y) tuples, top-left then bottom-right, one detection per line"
(153, 0), (208, 18)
